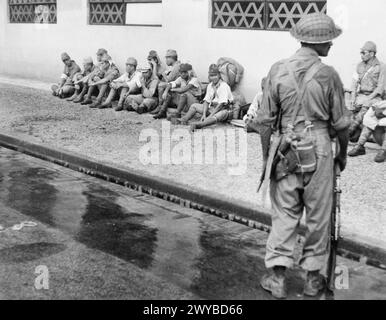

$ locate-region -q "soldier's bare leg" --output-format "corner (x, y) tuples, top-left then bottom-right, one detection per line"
(74, 84), (88, 103)
(81, 85), (95, 105)
(90, 84), (108, 109)
(100, 88), (117, 109)
(115, 88), (129, 112)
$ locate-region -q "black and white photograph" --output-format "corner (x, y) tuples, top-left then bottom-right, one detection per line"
(0, 0), (385, 306)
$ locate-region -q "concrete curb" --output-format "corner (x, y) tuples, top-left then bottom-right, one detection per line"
(0, 132), (385, 270)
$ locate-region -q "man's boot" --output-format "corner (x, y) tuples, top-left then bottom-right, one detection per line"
(374, 150), (386, 163)
(260, 267), (287, 299)
(67, 92), (78, 101)
(89, 99), (102, 109)
(150, 104), (161, 115)
(154, 97), (170, 119)
(81, 98), (93, 105)
(304, 271), (325, 297)
(348, 145), (366, 157)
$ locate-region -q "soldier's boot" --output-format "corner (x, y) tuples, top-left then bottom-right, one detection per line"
(150, 104), (161, 115)
(89, 99), (102, 109)
(51, 85), (59, 97)
(154, 97), (170, 119)
(260, 267), (288, 299)
(136, 104), (147, 115)
(74, 87), (88, 103)
(304, 271), (325, 297)
(374, 150), (386, 163)
(66, 92), (78, 102)
(348, 145), (366, 157)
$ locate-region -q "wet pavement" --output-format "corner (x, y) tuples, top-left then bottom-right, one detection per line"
(0, 147), (385, 300)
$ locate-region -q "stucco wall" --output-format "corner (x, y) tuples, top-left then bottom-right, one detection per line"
(1, 0), (386, 101)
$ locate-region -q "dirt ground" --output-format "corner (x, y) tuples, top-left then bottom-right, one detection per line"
(0, 79), (385, 245)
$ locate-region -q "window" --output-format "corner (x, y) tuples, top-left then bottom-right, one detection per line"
(9, 0), (57, 24)
(89, 0), (162, 27)
(212, 0), (327, 31)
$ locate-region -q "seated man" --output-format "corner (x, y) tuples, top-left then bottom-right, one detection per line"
(348, 41), (386, 142)
(99, 58), (142, 111)
(67, 57), (96, 102)
(147, 50), (166, 81)
(154, 63), (202, 120)
(150, 49), (181, 115)
(123, 64), (159, 114)
(348, 100), (386, 162)
(217, 57), (246, 119)
(51, 52), (81, 99)
(243, 78), (266, 133)
(86, 54), (120, 109)
(176, 64), (234, 132)
(74, 48), (108, 104)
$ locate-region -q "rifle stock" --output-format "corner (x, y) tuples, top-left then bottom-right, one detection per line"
(327, 154), (342, 291)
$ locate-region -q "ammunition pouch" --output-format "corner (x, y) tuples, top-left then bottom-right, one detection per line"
(273, 135), (317, 182)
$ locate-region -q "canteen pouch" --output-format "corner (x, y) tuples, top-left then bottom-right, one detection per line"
(295, 137), (317, 174)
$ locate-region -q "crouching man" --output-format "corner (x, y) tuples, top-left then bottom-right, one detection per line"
(154, 63), (202, 120)
(99, 58), (142, 111)
(176, 64), (233, 132)
(87, 54), (120, 109)
(348, 101), (386, 162)
(51, 52), (81, 99)
(67, 57), (96, 102)
(123, 65), (159, 114)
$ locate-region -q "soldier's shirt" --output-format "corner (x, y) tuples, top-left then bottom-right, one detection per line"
(204, 80), (234, 105)
(164, 61), (181, 83)
(352, 57), (386, 95)
(113, 71), (142, 91)
(170, 76), (202, 97)
(138, 75), (159, 98)
(103, 63), (120, 82)
(258, 47), (351, 132)
(63, 61), (81, 85)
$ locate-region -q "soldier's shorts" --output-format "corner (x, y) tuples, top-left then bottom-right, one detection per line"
(124, 94), (158, 112)
(171, 92), (200, 111)
(265, 128), (333, 272)
(189, 103), (232, 122)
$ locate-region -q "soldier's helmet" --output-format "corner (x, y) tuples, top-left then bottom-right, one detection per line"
(290, 13), (342, 44)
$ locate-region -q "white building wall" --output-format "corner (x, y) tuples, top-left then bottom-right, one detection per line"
(1, 0), (386, 101)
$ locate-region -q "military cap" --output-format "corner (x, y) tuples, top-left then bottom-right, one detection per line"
(97, 48), (108, 56)
(290, 13), (342, 44)
(361, 41), (377, 53)
(101, 54), (112, 63)
(208, 64), (220, 75)
(165, 49), (178, 58)
(61, 52), (71, 61)
(180, 63), (193, 72)
(148, 50), (158, 60)
(126, 57), (138, 67)
(138, 64), (152, 73)
(83, 57), (93, 65)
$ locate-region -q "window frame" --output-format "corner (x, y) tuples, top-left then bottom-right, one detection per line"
(88, 0), (163, 27)
(8, 0), (57, 24)
(211, 0), (327, 31)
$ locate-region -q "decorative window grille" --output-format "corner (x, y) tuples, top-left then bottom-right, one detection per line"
(9, 0), (57, 24)
(89, 0), (162, 26)
(212, 0), (327, 31)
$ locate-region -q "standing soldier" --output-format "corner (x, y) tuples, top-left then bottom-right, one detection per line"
(348, 41), (386, 142)
(256, 13), (350, 299)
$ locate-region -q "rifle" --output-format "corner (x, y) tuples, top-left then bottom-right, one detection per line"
(326, 143), (342, 292)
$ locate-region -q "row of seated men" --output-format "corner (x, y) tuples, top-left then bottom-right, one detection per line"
(51, 49), (248, 132)
(51, 43), (386, 162)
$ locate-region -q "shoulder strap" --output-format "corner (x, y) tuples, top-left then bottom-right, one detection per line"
(285, 60), (324, 127)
